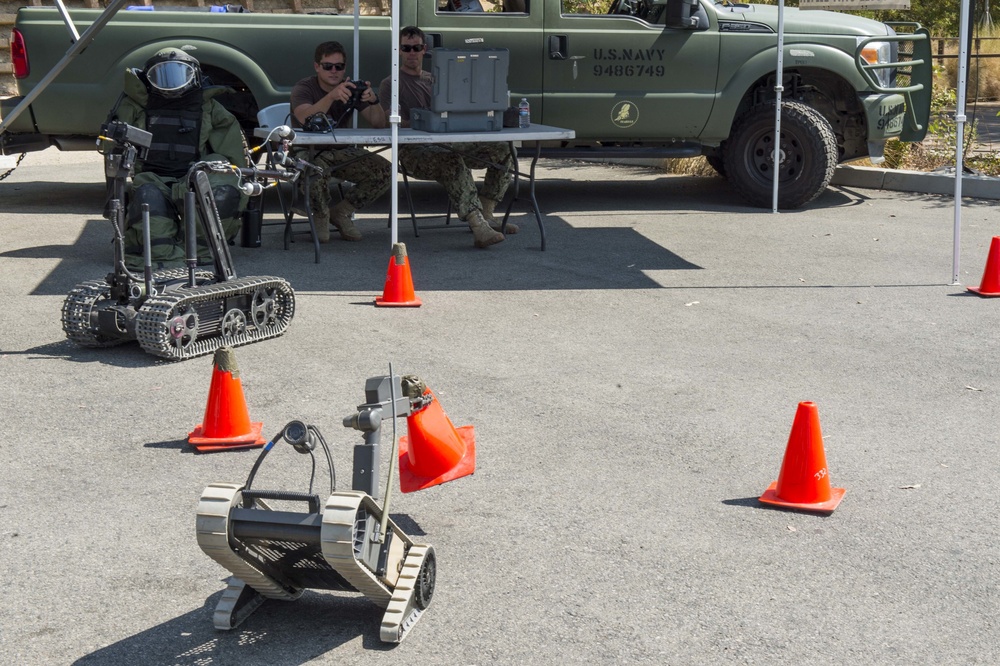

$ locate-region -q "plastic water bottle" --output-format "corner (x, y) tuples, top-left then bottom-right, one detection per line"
(518, 97), (530, 128)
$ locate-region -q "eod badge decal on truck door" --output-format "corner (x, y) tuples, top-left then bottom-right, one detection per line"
(611, 101), (638, 129)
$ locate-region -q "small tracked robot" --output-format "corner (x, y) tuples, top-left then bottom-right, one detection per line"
(196, 374), (438, 643)
(62, 120), (297, 361)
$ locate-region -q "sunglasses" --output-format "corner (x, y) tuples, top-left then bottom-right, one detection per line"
(319, 61), (346, 71)
(400, 44), (426, 53)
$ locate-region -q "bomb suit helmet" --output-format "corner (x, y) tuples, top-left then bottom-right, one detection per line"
(144, 47), (202, 98)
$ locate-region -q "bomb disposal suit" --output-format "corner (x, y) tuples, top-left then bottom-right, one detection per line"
(106, 48), (248, 270)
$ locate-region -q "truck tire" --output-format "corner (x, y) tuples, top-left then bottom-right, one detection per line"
(723, 100), (837, 210)
(705, 154), (726, 178)
(201, 66), (261, 154)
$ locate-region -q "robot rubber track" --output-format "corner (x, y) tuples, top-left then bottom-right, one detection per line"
(61, 268), (215, 349)
(62, 269), (294, 361)
(321, 492), (434, 643)
(62, 278), (132, 349)
(196, 483), (434, 642)
(196, 483), (304, 609)
(135, 274), (294, 361)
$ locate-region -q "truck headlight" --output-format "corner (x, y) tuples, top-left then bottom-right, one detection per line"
(860, 40), (892, 88)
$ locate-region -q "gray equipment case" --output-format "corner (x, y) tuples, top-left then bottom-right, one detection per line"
(411, 48), (509, 133)
(411, 108), (503, 133)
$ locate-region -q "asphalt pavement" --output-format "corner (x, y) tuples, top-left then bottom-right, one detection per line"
(1, 149), (999, 665)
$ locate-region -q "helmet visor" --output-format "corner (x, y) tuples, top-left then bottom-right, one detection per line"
(146, 60), (197, 94)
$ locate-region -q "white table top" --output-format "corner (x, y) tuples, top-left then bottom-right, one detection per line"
(254, 123), (575, 145)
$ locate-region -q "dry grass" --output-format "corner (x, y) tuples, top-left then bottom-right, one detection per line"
(941, 32), (1000, 102)
(660, 157), (718, 177)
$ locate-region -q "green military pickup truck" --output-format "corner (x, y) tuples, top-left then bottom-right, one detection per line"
(1, 0), (930, 208)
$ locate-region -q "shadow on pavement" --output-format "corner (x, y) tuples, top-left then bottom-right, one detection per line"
(10, 176), (707, 296)
(72, 591), (390, 665)
(12, 169), (981, 299)
(2, 339), (156, 367)
(3, 181), (106, 213)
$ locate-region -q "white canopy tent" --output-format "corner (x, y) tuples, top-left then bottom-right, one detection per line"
(2, 1), (977, 274)
(0, 0), (410, 247)
(388, 1), (403, 246)
(796, 0), (973, 285)
(952, 0), (973, 285)
(350, 0), (403, 246)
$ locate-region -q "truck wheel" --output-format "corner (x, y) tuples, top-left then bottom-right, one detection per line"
(201, 66), (261, 157)
(705, 154), (726, 178)
(723, 100), (837, 209)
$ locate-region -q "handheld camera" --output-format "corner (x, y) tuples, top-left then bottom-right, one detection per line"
(347, 80), (369, 110)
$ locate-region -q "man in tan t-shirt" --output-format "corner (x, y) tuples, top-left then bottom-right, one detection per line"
(290, 41), (390, 242)
(376, 26), (516, 248)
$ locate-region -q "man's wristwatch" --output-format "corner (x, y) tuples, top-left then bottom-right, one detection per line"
(368, 93), (380, 106)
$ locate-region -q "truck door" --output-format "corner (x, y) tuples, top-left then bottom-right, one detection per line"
(415, 1), (544, 102)
(542, 0), (719, 140)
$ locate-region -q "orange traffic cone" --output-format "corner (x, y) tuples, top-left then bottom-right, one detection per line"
(188, 347), (266, 452)
(968, 236), (1000, 297)
(375, 242), (422, 307)
(759, 401), (845, 513)
(398, 388), (475, 493)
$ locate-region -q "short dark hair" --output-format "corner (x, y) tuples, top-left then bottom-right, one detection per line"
(400, 26), (425, 44)
(314, 41), (347, 64)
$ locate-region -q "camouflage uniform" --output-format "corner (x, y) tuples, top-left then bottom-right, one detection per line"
(296, 145), (392, 221)
(290, 75), (392, 222)
(398, 142), (513, 219)
(110, 68), (248, 270)
(379, 71), (513, 219)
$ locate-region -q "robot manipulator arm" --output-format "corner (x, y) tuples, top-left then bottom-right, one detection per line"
(100, 120), (153, 177)
(342, 374), (432, 499)
(342, 374), (432, 436)
(99, 120), (154, 224)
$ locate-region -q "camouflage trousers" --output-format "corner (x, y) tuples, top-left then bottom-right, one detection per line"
(399, 142), (514, 220)
(124, 159), (245, 270)
(298, 146), (392, 218)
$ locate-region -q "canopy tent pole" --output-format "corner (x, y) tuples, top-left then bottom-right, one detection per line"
(389, 0), (401, 246)
(353, 0), (361, 129)
(952, 0), (972, 285)
(771, 0), (786, 213)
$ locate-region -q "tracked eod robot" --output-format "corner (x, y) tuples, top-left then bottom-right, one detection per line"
(196, 372), (476, 643)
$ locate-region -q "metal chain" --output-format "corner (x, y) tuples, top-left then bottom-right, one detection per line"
(0, 153), (26, 182)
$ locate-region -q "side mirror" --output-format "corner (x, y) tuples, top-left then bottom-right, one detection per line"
(662, 0), (700, 29)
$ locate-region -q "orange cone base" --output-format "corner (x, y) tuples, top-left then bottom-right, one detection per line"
(375, 294), (422, 307)
(759, 481), (846, 513)
(398, 425), (476, 493)
(967, 286), (1000, 297)
(375, 249), (422, 307)
(968, 237), (1000, 295)
(188, 421), (266, 452)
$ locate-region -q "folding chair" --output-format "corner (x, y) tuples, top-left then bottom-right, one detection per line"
(399, 166), (455, 237)
(254, 103), (324, 263)
(256, 102), (292, 134)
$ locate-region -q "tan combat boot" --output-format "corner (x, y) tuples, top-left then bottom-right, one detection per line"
(330, 199), (362, 241)
(478, 194), (519, 234)
(466, 209), (505, 248)
(312, 210), (331, 243)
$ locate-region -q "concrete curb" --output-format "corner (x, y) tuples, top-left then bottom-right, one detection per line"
(580, 157), (1000, 201)
(830, 164), (1000, 200)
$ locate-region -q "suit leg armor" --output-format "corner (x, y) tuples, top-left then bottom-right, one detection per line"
(125, 180), (185, 270)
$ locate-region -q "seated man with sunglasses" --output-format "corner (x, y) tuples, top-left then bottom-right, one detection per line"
(290, 41), (390, 242)
(375, 26), (516, 249)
